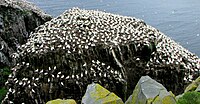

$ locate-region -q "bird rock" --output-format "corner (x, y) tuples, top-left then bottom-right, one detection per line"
(2, 8), (199, 104)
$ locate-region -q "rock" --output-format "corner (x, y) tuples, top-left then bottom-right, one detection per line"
(46, 99), (76, 104)
(82, 83), (124, 104)
(125, 76), (176, 104)
(0, 0), (52, 67)
(2, 8), (200, 103)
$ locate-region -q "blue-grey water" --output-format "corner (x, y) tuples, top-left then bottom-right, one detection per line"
(28, 0), (200, 57)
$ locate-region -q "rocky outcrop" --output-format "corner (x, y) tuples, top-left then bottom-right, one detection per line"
(2, 8), (200, 104)
(0, 0), (52, 67)
(82, 83), (124, 104)
(125, 76), (176, 104)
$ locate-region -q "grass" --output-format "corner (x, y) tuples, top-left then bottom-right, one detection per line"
(177, 91), (200, 104)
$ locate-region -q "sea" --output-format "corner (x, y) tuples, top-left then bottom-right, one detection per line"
(28, 0), (200, 57)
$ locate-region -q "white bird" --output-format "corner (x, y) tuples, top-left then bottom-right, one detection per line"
(96, 60), (100, 64)
(9, 88), (12, 92)
(83, 63), (87, 67)
(32, 89), (35, 93)
(66, 76), (69, 79)
(19, 81), (23, 85)
(81, 73), (83, 77)
(40, 69), (43, 73)
(107, 66), (110, 69)
(61, 75), (64, 79)
(48, 78), (50, 82)
(33, 83), (37, 87)
(58, 72), (61, 75)
(35, 69), (39, 73)
(85, 70), (88, 75)
(103, 73), (106, 78)
(61, 82), (64, 86)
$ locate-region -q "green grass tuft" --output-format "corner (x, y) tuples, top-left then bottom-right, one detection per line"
(177, 91), (200, 104)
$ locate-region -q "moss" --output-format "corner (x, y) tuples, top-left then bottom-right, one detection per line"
(177, 91), (200, 104)
(0, 87), (7, 102)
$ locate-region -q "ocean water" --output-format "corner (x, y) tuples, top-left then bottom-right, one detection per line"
(28, 0), (200, 57)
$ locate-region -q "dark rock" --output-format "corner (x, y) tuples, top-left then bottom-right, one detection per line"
(0, 0), (52, 67)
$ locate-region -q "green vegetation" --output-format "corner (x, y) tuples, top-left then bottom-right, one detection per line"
(0, 67), (11, 86)
(177, 91), (200, 104)
(0, 87), (7, 102)
(0, 67), (11, 102)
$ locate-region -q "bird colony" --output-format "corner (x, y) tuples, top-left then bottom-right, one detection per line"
(2, 8), (200, 104)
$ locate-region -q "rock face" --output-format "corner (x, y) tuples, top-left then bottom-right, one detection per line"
(125, 76), (176, 104)
(0, 0), (52, 67)
(81, 83), (124, 104)
(2, 8), (200, 103)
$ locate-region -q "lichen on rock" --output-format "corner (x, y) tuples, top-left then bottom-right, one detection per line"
(81, 83), (124, 104)
(46, 99), (76, 104)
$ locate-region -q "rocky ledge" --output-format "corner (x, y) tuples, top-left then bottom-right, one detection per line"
(2, 7), (200, 104)
(0, 0), (52, 67)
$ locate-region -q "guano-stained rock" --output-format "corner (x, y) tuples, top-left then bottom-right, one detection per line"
(2, 8), (200, 104)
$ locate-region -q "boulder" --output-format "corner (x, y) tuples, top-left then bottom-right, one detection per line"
(125, 76), (176, 104)
(0, 0), (52, 67)
(82, 83), (124, 104)
(46, 99), (76, 104)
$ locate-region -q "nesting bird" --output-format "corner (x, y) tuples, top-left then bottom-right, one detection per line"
(2, 8), (200, 104)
